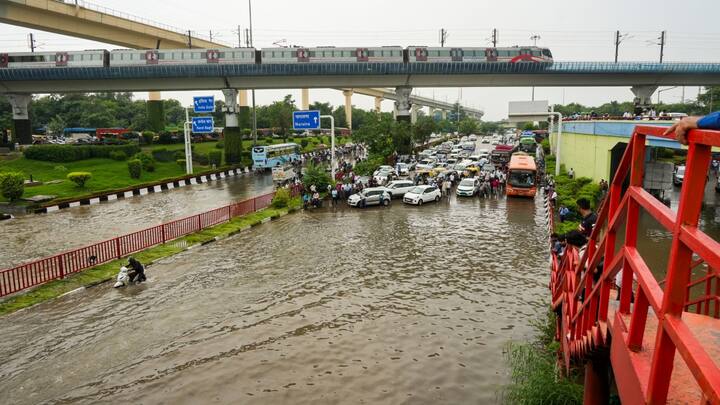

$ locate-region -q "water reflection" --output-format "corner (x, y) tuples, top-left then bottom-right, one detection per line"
(0, 173), (274, 268)
(0, 194), (550, 404)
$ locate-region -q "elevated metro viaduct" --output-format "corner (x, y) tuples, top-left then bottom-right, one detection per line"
(0, 1), (476, 142)
(2, 60), (718, 143)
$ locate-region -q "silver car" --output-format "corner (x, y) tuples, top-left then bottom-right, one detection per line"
(383, 180), (416, 198)
(347, 187), (391, 208)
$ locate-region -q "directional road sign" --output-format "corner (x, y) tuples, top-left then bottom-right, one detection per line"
(293, 110), (321, 130)
(193, 96), (215, 113)
(192, 117), (214, 133)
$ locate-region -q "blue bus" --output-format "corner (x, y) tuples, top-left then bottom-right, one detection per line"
(251, 143), (301, 169)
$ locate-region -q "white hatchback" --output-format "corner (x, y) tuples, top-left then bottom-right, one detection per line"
(383, 180), (416, 198)
(403, 185), (442, 205)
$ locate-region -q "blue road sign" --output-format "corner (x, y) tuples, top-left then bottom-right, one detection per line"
(293, 110), (321, 130)
(193, 96), (215, 113)
(192, 117), (214, 133)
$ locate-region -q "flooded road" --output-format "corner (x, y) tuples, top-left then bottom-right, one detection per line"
(0, 173), (274, 268)
(0, 193), (550, 404)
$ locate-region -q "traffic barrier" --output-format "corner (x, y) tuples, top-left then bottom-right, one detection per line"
(0, 190), (289, 298)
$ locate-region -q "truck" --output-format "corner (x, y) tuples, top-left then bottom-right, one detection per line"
(271, 165), (296, 184)
(490, 144), (517, 165)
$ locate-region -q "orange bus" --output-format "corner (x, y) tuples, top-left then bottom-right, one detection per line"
(506, 152), (537, 197)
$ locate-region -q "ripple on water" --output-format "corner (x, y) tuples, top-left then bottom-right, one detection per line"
(0, 195), (550, 405)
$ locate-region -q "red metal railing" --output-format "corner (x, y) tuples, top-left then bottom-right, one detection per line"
(0, 190), (284, 298)
(550, 126), (720, 404)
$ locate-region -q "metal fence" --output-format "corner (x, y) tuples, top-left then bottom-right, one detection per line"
(0, 191), (278, 298)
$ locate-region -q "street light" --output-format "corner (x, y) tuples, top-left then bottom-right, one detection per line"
(657, 86), (679, 104)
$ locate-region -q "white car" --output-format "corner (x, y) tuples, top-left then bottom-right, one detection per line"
(383, 180), (416, 198)
(347, 187), (391, 207)
(468, 134), (478, 141)
(456, 178), (479, 197)
(416, 159), (436, 171)
(403, 185), (442, 205)
(373, 169), (395, 185)
(396, 163), (410, 176)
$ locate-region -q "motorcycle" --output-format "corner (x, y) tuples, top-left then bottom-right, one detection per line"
(113, 266), (139, 288)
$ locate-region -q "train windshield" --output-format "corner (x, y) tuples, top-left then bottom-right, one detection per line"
(542, 49), (553, 58)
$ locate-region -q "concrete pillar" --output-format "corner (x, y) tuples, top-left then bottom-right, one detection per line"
(394, 86), (413, 122)
(374, 96), (383, 113)
(630, 85), (658, 115)
(301, 88), (310, 111)
(343, 89), (353, 129)
(148, 91), (161, 101)
(7, 94), (32, 145)
(238, 90), (250, 130)
(222, 89), (243, 165)
(411, 104), (421, 124)
(222, 89), (239, 127)
(441, 110), (448, 121)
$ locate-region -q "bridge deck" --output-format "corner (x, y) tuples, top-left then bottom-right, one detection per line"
(607, 301), (720, 404)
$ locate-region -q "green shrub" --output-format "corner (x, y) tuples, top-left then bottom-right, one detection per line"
(127, 159), (142, 179)
(194, 153), (209, 165)
(133, 152), (156, 172)
(141, 131), (155, 145)
(300, 139), (309, 149)
(177, 159), (186, 168)
(23, 144), (140, 162)
(174, 150), (185, 160)
(109, 151), (127, 161)
(302, 162), (332, 192)
(353, 155), (386, 176)
(158, 132), (177, 144)
(208, 150), (222, 167)
(151, 148), (174, 162)
(271, 188), (291, 209)
(66, 172), (92, 187)
(0, 171), (24, 201)
(215, 141), (224, 149)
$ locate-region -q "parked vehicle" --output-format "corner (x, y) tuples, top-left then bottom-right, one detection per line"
(673, 165), (685, 186)
(383, 180), (416, 198)
(468, 134), (477, 141)
(456, 178), (479, 197)
(347, 187), (391, 207)
(403, 185), (442, 205)
(396, 162), (410, 176)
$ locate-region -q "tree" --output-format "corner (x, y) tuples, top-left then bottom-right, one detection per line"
(458, 118), (479, 135)
(47, 115), (66, 136)
(353, 112), (395, 157)
(309, 101), (333, 116)
(413, 116), (437, 145)
(267, 94), (296, 139)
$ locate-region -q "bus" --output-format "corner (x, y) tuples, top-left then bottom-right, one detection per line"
(518, 136), (537, 153)
(506, 152), (537, 197)
(251, 143), (301, 169)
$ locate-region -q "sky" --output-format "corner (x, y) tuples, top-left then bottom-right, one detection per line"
(2, 0), (720, 120)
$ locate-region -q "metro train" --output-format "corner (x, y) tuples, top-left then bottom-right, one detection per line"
(0, 46), (552, 69)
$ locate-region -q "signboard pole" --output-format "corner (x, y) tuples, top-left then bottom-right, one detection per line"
(184, 107), (193, 175)
(321, 115), (335, 180)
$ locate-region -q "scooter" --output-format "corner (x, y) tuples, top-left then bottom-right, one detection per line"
(113, 266), (139, 288)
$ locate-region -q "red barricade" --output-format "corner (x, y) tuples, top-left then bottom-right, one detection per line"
(0, 191), (277, 297)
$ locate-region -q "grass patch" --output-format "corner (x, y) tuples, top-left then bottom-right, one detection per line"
(0, 155), (218, 202)
(502, 310), (584, 404)
(0, 197), (301, 316)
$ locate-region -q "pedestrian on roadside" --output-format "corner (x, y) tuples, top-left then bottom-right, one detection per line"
(558, 205), (570, 222)
(549, 189), (557, 207)
(577, 198), (598, 237)
(568, 168), (575, 179)
(331, 187), (339, 206)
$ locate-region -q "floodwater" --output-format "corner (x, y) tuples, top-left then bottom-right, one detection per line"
(0, 193), (551, 404)
(0, 173), (274, 268)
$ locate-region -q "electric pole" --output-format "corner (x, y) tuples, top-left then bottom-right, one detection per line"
(491, 28), (498, 47)
(187, 30), (192, 48)
(28, 33), (36, 53)
(659, 30), (666, 63)
(209, 30), (213, 42)
(614, 31), (630, 63)
(439, 29), (448, 47)
(530, 34), (541, 46)
(249, 0), (258, 145)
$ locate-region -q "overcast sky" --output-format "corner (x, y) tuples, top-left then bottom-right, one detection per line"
(2, 0), (719, 120)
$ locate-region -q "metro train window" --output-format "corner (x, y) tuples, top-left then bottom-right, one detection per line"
(532, 50), (541, 56)
(542, 49), (552, 57)
(8, 55), (44, 63)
